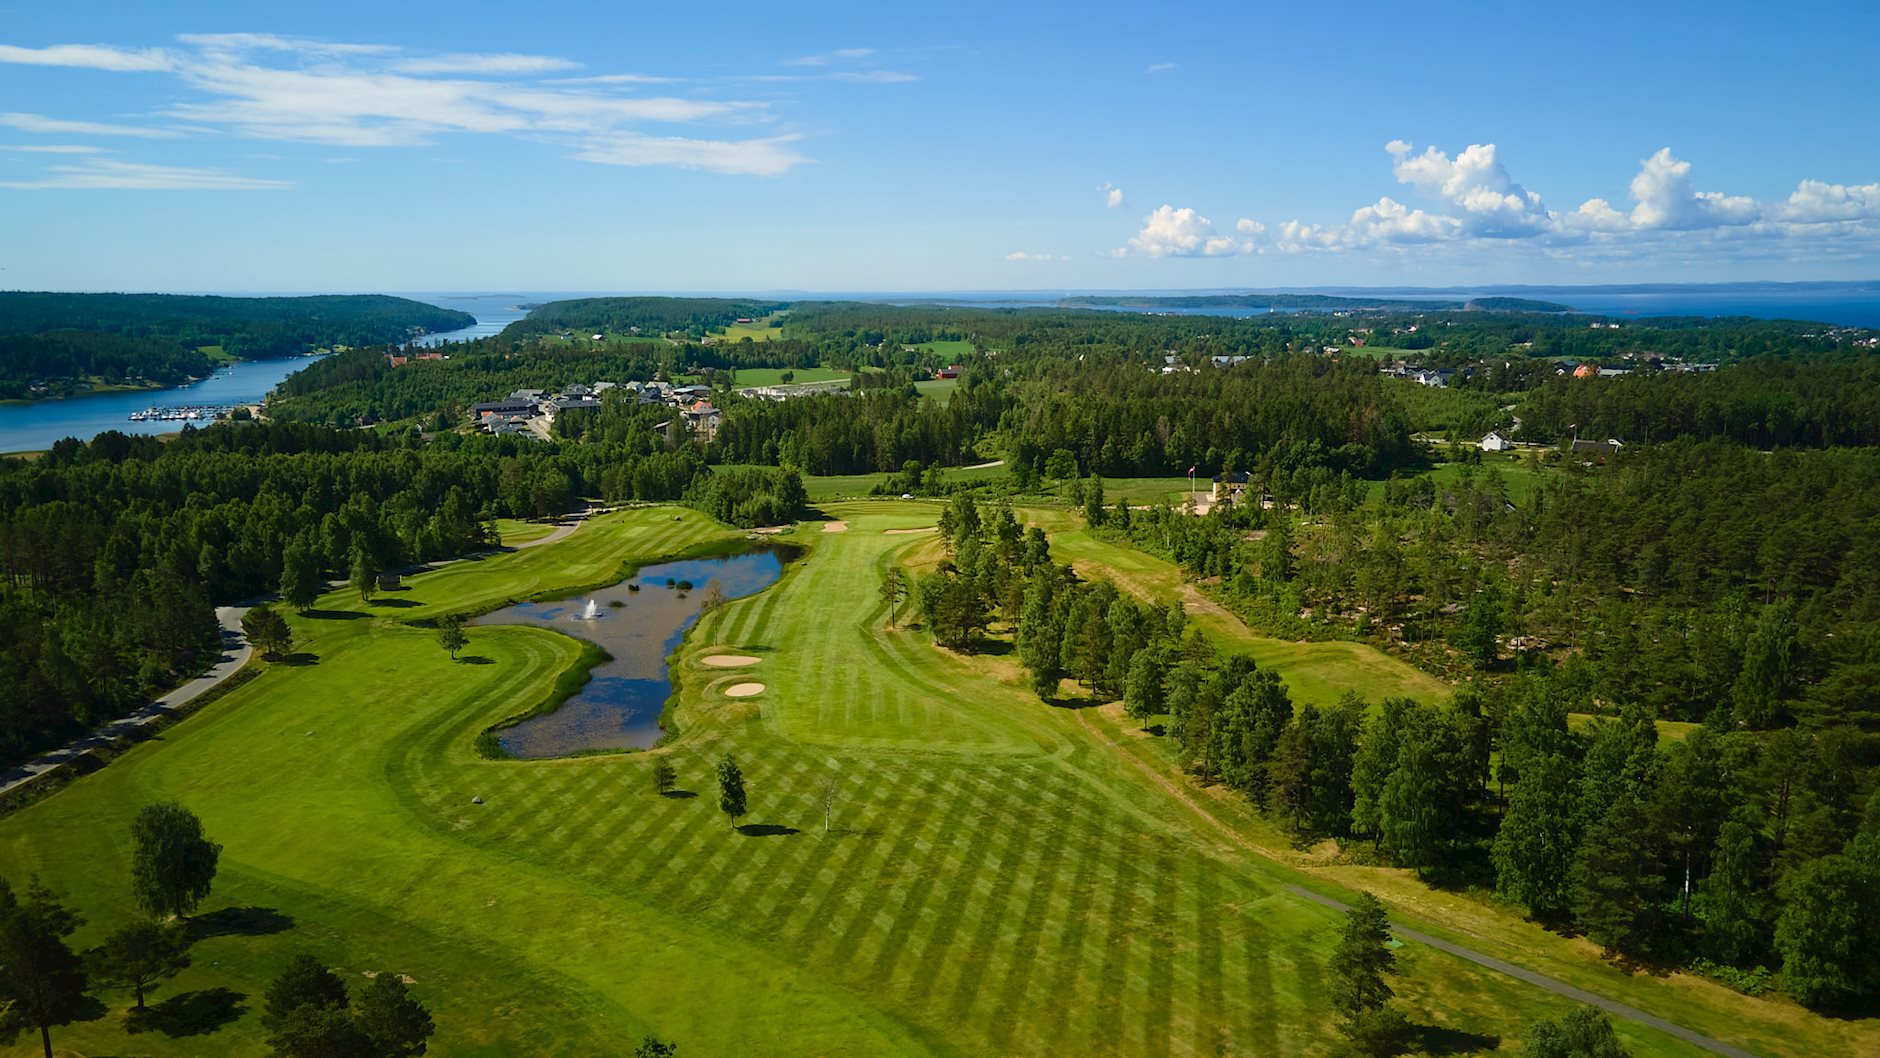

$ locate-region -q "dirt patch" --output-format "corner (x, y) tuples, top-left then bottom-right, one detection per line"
(822, 521), (849, 533)
(883, 527), (936, 535)
(701, 654), (761, 668)
(724, 682), (765, 698)
(747, 525), (790, 535)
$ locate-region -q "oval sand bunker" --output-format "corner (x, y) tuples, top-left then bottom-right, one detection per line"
(701, 654), (762, 668)
(724, 682), (766, 698)
(822, 521), (849, 533)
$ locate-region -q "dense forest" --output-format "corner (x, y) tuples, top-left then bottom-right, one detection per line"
(0, 292), (473, 398)
(499, 297), (784, 341)
(915, 492), (1878, 1011)
(0, 420), (805, 768)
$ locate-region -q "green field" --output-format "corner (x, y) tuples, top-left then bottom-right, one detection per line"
(715, 314), (786, 342)
(490, 516), (561, 546)
(0, 502), (1867, 1056)
(731, 366), (852, 387)
(912, 376), (958, 404)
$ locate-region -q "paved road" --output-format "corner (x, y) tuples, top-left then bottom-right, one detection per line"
(1283, 885), (1760, 1058)
(0, 605), (252, 799)
(0, 512), (590, 802)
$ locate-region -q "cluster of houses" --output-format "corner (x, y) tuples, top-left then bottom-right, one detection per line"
(1381, 361), (1465, 387)
(470, 380), (722, 441)
(384, 351), (447, 367)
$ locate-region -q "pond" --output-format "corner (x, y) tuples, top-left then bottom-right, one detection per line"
(473, 549), (783, 758)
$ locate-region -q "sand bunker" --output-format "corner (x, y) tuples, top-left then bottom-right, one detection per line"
(701, 654), (762, 668)
(724, 682), (766, 698)
(884, 527), (937, 535)
(822, 521), (849, 533)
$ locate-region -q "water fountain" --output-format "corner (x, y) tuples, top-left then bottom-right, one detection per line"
(572, 598), (602, 621)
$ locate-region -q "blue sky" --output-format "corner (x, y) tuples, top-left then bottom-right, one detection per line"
(1, 0), (1877, 292)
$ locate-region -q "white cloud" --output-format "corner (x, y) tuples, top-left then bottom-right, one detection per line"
(1123, 205), (1244, 257)
(1773, 179), (1880, 224)
(1235, 217), (1264, 235)
(1005, 251), (1060, 262)
(0, 111), (182, 138)
(571, 132), (806, 177)
(1628, 148), (1758, 230)
(0, 43), (174, 72)
(1266, 140), (1875, 255)
(0, 144), (110, 153)
(0, 34), (811, 176)
(1144, 62), (1178, 74)
(784, 47), (875, 67)
(551, 73), (679, 85)
(393, 52), (582, 76)
(1100, 181), (1124, 208)
(0, 158), (290, 190)
(1385, 140), (1551, 237)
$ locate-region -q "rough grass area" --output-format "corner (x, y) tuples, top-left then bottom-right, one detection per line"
(1034, 513), (1450, 708)
(913, 376), (958, 404)
(490, 516), (561, 546)
(0, 503), (1867, 1057)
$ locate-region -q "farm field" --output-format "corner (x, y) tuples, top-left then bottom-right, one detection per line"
(0, 503), (1867, 1056)
(907, 338), (976, 360)
(715, 313), (786, 342)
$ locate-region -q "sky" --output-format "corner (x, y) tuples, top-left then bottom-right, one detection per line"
(1, 0), (1878, 293)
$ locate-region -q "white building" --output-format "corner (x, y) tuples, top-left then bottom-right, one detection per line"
(1480, 431), (1514, 452)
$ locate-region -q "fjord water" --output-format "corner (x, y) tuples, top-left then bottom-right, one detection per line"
(474, 549), (784, 758)
(0, 353), (324, 454)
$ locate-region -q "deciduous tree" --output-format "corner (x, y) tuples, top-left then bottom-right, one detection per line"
(717, 756), (747, 830)
(131, 802), (222, 920)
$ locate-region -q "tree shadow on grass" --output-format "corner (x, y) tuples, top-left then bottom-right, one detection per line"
(305, 609), (368, 621)
(124, 987), (247, 1038)
(455, 655), (495, 665)
(370, 598), (421, 608)
(185, 905), (293, 942)
(659, 789), (698, 799)
(1411, 1024), (1500, 1055)
(736, 823), (801, 837)
(275, 652), (320, 666)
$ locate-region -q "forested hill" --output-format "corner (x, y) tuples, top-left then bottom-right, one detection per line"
(0, 292), (474, 355)
(1056, 293), (1575, 313)
(501, 297), (785, 341)
(0, 292), (474, 399)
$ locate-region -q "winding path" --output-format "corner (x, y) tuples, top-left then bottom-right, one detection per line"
(0, 512), (589, 803)
(1073, 709), (1761, 1058)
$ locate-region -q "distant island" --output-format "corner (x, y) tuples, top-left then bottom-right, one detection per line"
(0, 293), (474, 401)
(1057, 293), (1575, 313)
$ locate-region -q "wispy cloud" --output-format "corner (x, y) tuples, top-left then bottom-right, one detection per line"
(0, 33), (813, 176)
(571, 132), (807, 177)
(784, 47), (875, 67)
(0, 111), (182, 138)
(551, 72), (679, 85)
(0, 143), (110, 153)
(0, 42), (173, 71)
(1005, 251), (1068, 262)
(392, 52), (581, 76)
(0, 158), (291, 190)
(1144, 62), (1178, 75)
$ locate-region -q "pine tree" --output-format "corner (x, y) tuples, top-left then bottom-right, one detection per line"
(1699, 813), (1769, 966)
(1572, 792), (1666, 955)
(1328, 892), (1406, 1056)
(0, 879), (90, 1058)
